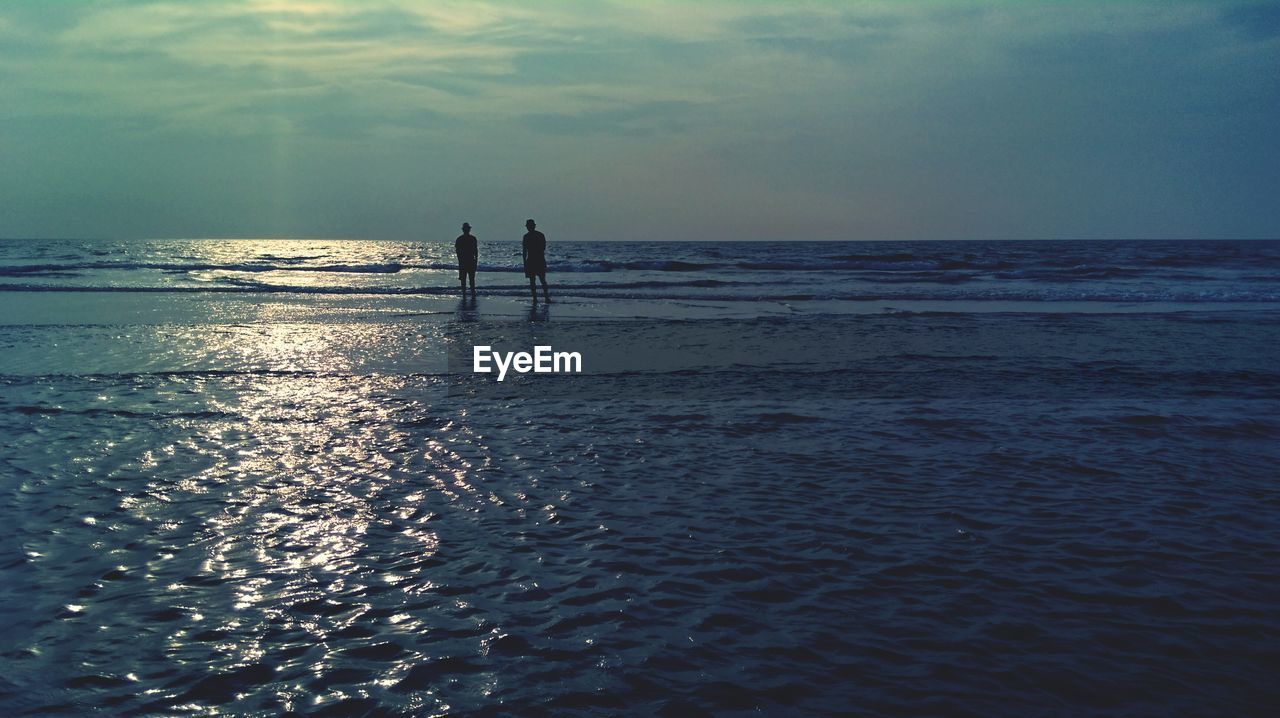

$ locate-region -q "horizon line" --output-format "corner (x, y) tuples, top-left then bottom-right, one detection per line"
(3, 236), (1279, 243)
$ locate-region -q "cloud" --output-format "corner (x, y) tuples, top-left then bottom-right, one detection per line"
(0, 0), (1277, 240)
(1221, 1), (1280, 40)
(522, 100), (700, 137)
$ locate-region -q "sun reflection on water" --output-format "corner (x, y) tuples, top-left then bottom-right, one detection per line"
(111, 303), (459, 686)
(14, 252), (563, 713)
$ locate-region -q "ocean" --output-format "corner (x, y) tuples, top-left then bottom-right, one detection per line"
(2, 238), (1278, 716)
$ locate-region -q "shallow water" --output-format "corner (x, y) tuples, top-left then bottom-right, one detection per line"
(2, 240), (1279, 716)
(3, 238), (1280, 305)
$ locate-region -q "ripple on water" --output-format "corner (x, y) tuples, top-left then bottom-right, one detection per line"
(0, 353), (1278, 715)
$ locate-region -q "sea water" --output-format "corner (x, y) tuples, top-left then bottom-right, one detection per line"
(1, 239), (1278, 716)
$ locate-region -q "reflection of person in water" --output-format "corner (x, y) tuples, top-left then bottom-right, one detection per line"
(455, 222), (478, 294)
(522, 218), (550, 303)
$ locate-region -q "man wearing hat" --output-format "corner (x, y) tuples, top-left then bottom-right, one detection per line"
(522, 218), (550, 303)
(455, 222), (478, 294)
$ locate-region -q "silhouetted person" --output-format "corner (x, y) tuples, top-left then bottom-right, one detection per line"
(455, 222), (478, 294)
(522, 218), (549, 302)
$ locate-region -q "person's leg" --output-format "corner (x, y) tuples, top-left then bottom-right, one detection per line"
(539, 273), (549, 301)
(529, 276), (538, 301)
(468, 270), (476, 292)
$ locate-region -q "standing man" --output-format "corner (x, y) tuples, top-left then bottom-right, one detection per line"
(456, 222), (478, 294)
(522, 218), (550, 303)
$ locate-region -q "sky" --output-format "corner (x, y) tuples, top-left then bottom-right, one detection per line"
(1, 0), (1278, 241)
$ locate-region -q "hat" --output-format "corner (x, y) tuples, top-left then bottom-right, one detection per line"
(525, 219), (536, 228)
(462, 222), (471, 231)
